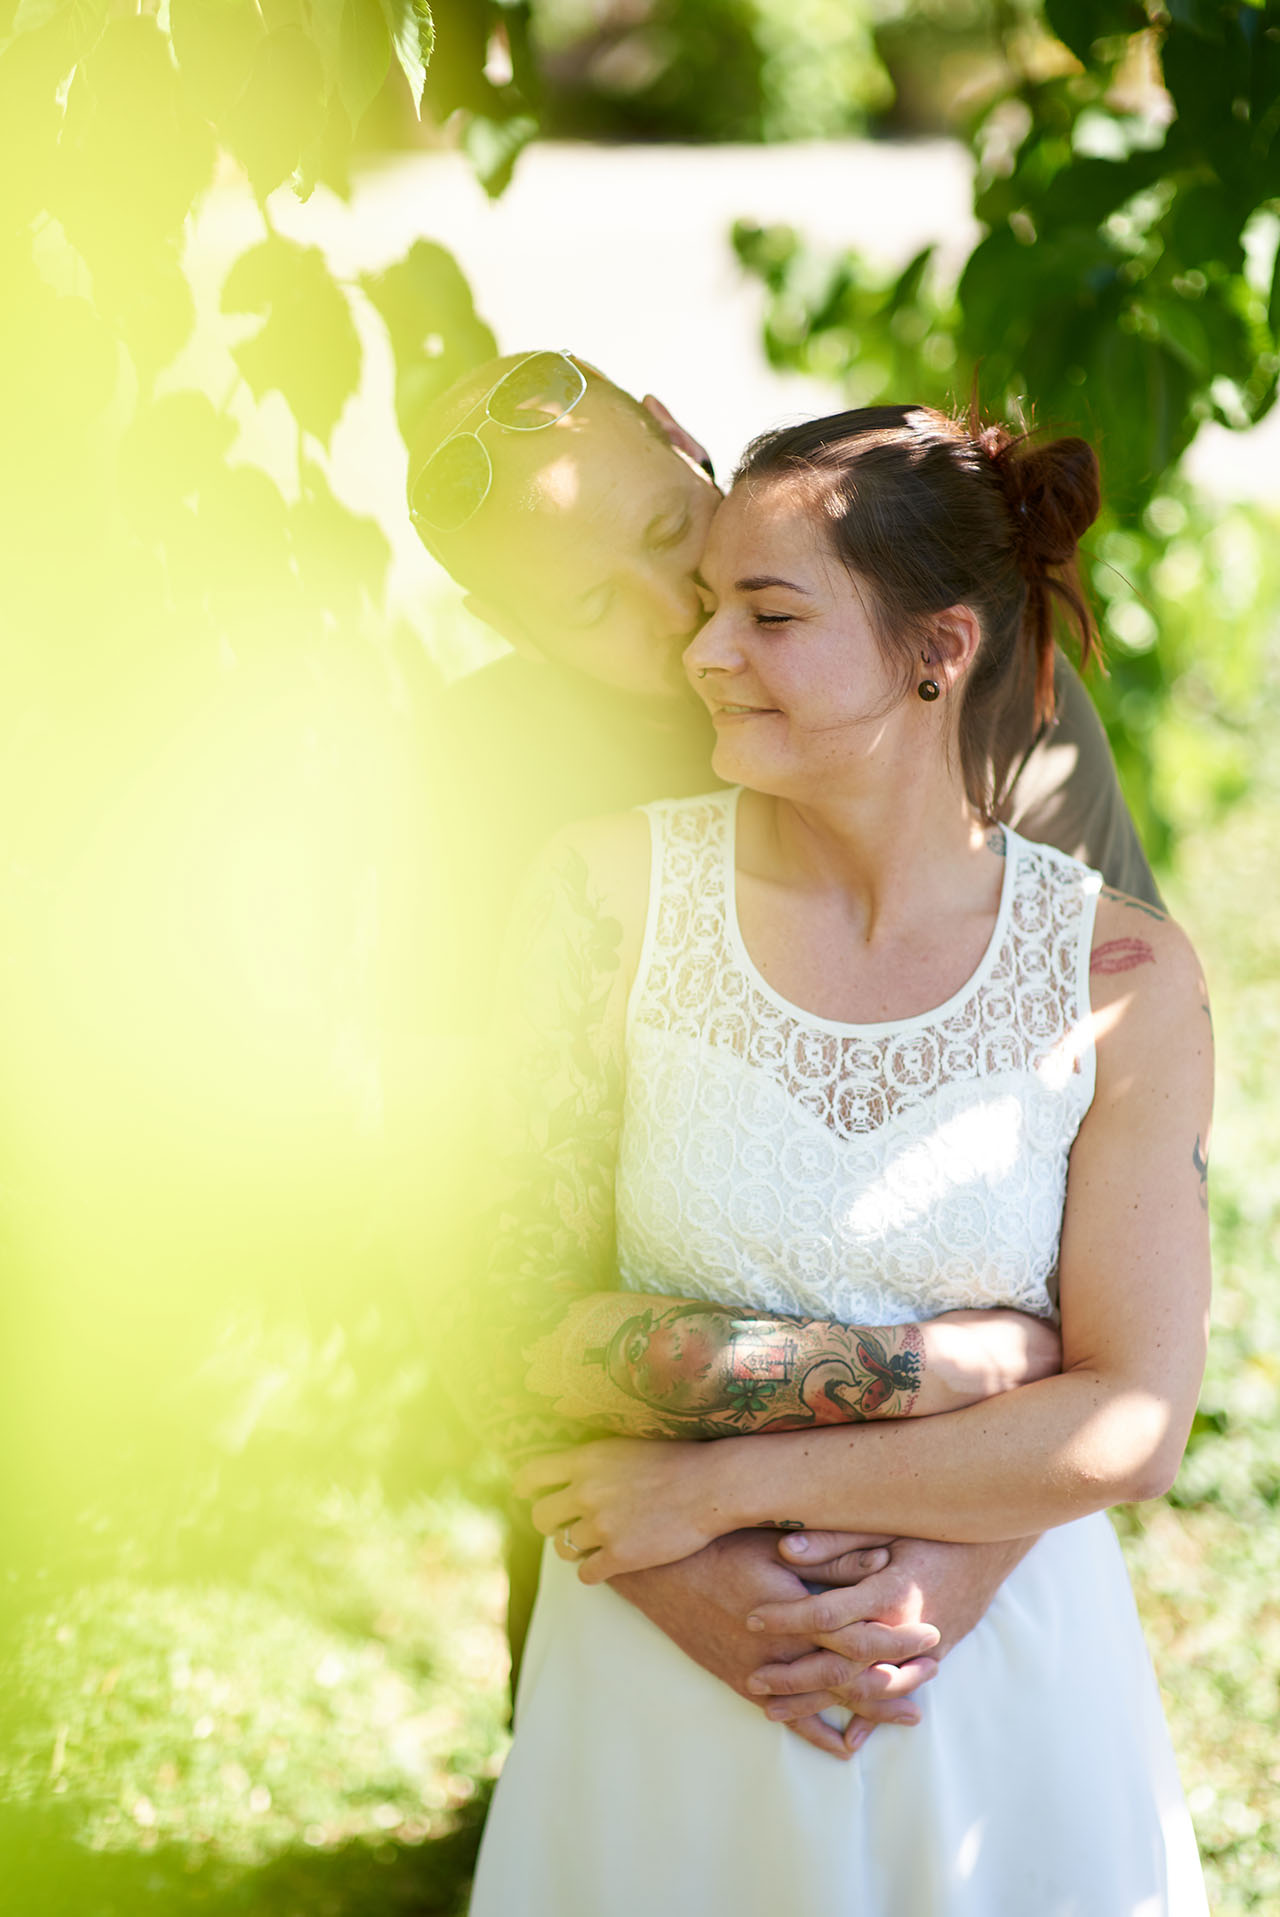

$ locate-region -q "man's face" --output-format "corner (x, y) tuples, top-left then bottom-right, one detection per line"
(427, 389), (719, 702)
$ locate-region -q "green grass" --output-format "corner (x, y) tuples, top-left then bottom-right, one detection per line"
(1119, 733), (1280, 1913)
(2, 717), (1278, 1917)
(0, 1495), (509, 1916)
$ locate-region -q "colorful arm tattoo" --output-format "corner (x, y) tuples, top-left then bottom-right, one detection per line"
(523, 1298), (925, 1440)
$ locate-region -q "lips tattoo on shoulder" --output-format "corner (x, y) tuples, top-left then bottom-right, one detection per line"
(1090, 937), (1155, 976)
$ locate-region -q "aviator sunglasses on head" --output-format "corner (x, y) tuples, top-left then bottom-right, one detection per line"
(408, 349), (588, 536)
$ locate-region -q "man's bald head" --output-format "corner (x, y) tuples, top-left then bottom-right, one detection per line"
(406, 351), (719, 702)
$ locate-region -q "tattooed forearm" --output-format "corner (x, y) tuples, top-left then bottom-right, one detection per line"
(1192, 1134), (1209, 1213)
(1091, 937), (1155, 975)
(523, 1294), (925, 1439)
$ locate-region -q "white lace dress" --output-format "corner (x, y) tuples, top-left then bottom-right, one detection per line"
(470, 789), (1207, 1917)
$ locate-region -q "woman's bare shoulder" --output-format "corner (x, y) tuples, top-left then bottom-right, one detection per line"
(1089, 886), (1211, 1074)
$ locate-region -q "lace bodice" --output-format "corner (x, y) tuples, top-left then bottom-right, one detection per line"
(615, 789), (1101, 1327)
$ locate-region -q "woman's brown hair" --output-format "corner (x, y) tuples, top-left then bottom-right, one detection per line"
(734, 404), (1102, 819)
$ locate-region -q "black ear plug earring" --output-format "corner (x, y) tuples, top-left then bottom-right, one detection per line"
(917, 652), (940, 701)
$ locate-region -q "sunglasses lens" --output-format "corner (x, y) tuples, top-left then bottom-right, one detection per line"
(410, 434), (491, 533)
(488, 352), (586, 431)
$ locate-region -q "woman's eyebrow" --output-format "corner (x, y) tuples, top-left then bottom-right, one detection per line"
(736, 574), (812, 593)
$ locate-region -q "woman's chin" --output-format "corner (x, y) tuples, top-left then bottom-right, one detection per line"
(710, 736), (787, 793)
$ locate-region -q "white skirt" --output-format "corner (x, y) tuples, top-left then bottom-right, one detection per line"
(470, 1514), (1207, 1917)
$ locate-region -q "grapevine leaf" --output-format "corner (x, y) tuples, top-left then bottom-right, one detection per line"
(462, 110), (537, 199)
(222, 235), (361, 445)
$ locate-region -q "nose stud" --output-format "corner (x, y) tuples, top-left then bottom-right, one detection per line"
(697, 668), (710, 679)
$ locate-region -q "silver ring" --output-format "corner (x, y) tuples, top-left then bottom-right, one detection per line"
(559, 1526), (583, 1560)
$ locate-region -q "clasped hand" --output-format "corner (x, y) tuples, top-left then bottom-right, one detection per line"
(513, 1439), (945, 1761)
(514, 1435), (717, 1583)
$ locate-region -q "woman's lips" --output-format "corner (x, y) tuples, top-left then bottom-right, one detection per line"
(712, 703), (777, 720)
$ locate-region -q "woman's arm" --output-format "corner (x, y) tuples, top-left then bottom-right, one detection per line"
(467, 814), (1057, 1463)
(517, 897), (1213, 1576)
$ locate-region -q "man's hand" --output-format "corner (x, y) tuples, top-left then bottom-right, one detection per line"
(609, 1529), (940, 1760)
(741, 1532), (1038, 1732)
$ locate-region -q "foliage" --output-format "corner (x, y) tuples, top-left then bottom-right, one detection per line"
(0, 0), (505, 1649)
(734, 0), (1280, 860)
(529, 0), (889, 142)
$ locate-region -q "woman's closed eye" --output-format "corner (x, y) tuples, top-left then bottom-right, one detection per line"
(753, 612), (794, 628)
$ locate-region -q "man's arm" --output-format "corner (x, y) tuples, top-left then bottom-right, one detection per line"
(1001, 650), (1163, 908)
(524, 1291), (1060, 1439)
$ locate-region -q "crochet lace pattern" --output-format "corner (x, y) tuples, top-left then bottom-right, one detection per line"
(616, 790), (1100, 1329)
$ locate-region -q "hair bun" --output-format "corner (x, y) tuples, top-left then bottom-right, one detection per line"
(979, 429), (1100, 576)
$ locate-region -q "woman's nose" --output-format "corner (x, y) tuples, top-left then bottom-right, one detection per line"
(683, 605), (739, 680)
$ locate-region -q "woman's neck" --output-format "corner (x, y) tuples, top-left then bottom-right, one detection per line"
(741, 772), (991, 946)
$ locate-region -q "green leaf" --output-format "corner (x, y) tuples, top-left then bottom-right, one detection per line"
(10, 0), (103, 38)
(1042, 0), (1138, 66)
(887, 245), (934, 315)
(1039, 152), (1163, 230)
(178, 461), (296, 621)
(292, 460), (390, 614)
(224, 25), (327, 200)
(338, 0), (391, 129)
(168, 0), (263, 119)
(1091, 332), (1193, 517)
(1145, 295), (1212, 378)
(222, 235), (361, 444)
(1166, 182), (1246, 276)
(731, 220), (800, 294)
(1166, 0), (1226, 40)
(118, 390), (237, 530)
(0, 29), (70, 228)
(57, 16), (217, 249)
(306, 0), (344, 77)
(359, 238), (496, 447)
(96, 242), (197, 373)
(375, 0), (433, 115)
(1270, 242), (1280, 342)
(0, 246), (116, 439)
(500, 0), (540, 107)
(462, 110), (537, 199)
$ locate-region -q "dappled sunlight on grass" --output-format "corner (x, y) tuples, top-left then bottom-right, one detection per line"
(1119, 716), (1280, 1912)
(0, 1498), (508, 1914)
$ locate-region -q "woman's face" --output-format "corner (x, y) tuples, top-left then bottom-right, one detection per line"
(684, 482), (913, 795)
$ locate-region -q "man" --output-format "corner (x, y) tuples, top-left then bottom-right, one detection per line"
(408, 349), (1161, 1753)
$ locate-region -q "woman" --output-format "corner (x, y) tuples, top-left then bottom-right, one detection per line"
(469, 406), (1212, 1914)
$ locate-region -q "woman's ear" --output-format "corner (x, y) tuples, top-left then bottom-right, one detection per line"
(928, 605), (984, 692)
(642, 395), (717, 482)
(462, 593), (550, 665)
